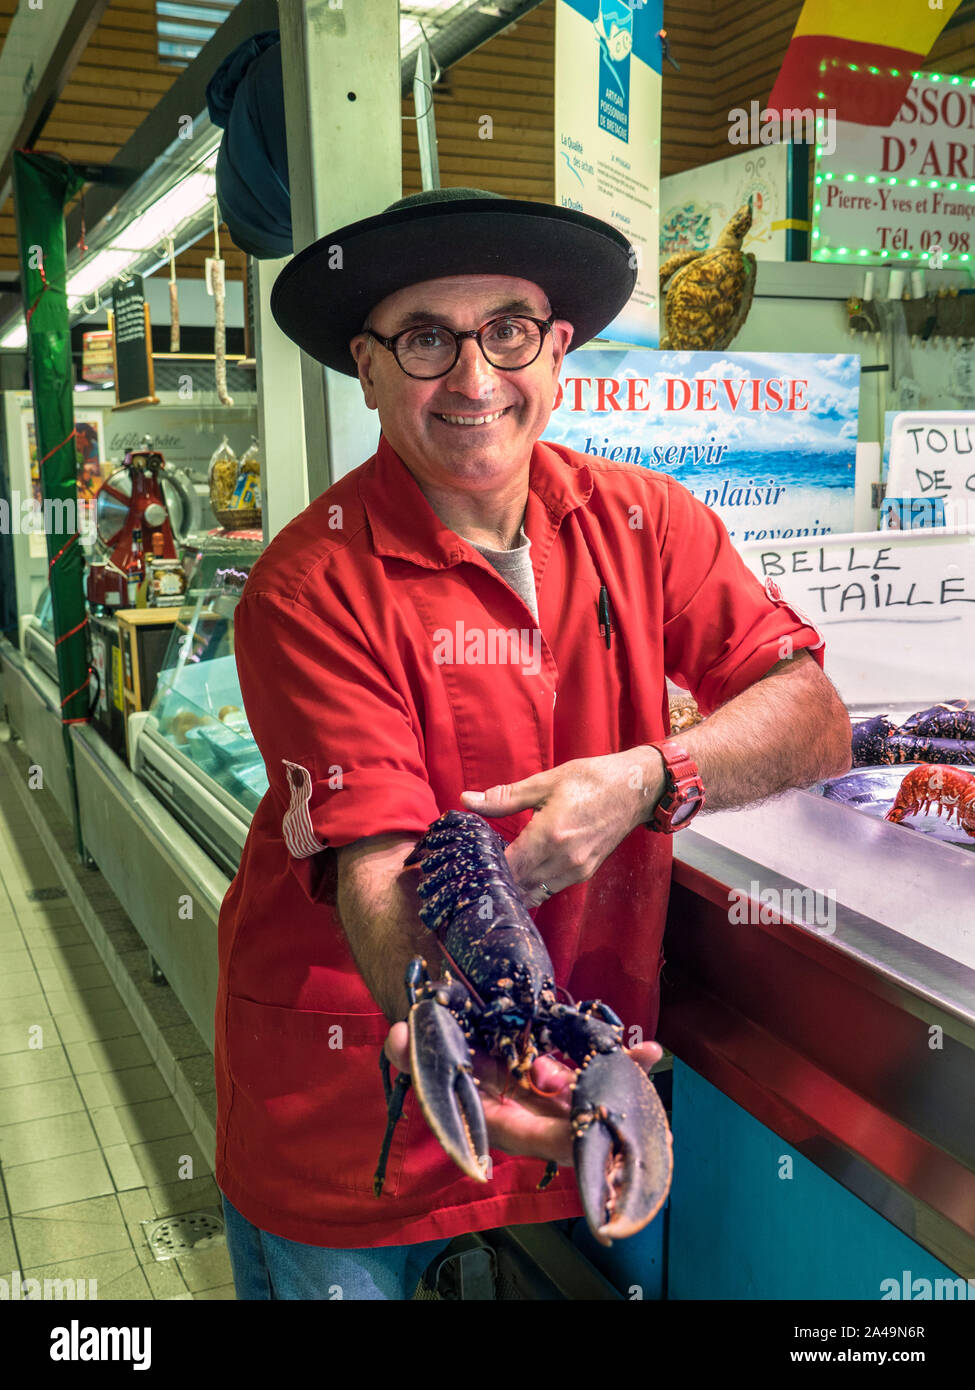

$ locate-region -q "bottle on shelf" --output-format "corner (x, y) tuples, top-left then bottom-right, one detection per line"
(145, 528), (184, 607)
(125, 527), (145, 608)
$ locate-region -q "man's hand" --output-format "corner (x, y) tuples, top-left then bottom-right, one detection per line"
(460, 751), (666, 906)
(459, 652), (851, 905)
(384, 1022), (662, 1167)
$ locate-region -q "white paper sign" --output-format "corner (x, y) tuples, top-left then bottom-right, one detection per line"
(887, 411), (975, 518)
(814, 72), (975, 266)
(739, 527), (975, 704)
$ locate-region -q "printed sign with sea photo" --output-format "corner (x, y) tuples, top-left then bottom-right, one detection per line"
(544, 349), (859, 544)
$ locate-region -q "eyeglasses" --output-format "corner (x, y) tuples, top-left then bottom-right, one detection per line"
(364, 314), (555, 379)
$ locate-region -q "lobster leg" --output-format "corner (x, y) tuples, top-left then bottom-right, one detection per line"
(546, 1003), (674, 1246)
(374, 1054), (411, 1198)
(374, 957), (429, 1198)
(374, 960), (491, 1194)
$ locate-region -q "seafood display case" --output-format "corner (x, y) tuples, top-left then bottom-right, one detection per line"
(656, 529), (975, 1292)
(131, 533), (266, 879)
(662, 765), (975, 1290)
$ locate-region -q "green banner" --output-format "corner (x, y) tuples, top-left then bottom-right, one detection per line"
(13, 151), (87, 853)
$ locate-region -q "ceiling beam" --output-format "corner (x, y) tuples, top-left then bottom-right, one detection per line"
(0, 0), (113, 216)
(944, 0), (975, 32)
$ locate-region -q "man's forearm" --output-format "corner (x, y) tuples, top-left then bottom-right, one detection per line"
(336, 834), (441, 1024)
(637, 653), (852, 815)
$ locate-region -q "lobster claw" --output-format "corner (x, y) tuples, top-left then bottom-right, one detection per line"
(571, 1049), (673, 1246)
(409, 994), (490, 1184)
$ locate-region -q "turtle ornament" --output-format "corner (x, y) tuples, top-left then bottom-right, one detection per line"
(659, 202), (757, 351)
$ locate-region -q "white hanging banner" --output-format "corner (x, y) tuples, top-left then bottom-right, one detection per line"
(554, 0), (662, 346)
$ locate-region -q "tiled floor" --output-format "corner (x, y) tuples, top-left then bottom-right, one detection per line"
(0, 753), (236, 1300)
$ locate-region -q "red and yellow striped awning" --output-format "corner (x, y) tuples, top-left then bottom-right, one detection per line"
(768, 0), (963, 127)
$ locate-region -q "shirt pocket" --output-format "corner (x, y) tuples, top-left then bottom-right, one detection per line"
(225, 996), (393, 1196)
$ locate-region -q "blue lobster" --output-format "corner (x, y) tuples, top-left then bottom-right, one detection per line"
(852, 701), (975, 767)
(374, 810), (673, 1245)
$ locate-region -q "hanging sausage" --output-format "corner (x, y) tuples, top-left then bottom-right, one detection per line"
(206, 203), (233, 406)
(167, 236), (180, 354)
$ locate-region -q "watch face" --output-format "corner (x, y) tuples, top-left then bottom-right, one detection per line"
(670, 798), (698, 827)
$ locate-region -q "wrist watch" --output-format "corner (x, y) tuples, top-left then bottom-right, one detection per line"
(647, 740), (705, 832)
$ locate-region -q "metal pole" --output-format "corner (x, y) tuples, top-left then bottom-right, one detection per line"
(786, 142), (811, 263)
(414, 42), (441, 193)
(276, 0), (401, 503)
(254, 257), (309, 543)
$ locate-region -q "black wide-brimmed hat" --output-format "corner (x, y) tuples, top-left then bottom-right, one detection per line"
(270, 187), (636, 376)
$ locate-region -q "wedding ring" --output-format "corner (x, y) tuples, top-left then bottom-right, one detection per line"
(540, 882), (553, 898)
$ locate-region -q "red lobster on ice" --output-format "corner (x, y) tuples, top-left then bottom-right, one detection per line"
(885, 763), (975, 839)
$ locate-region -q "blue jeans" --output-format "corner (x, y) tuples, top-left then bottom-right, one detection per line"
(220, 1194), (453, 1300)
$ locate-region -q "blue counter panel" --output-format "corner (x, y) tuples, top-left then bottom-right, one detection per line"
(569, 1206), (666, 1300)
(670, 1061), (960, 1301)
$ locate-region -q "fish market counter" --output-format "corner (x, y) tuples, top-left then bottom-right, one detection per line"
(658, 787), (975, 1298)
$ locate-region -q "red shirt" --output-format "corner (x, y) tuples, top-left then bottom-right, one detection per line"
(214, 434), (824, 1247)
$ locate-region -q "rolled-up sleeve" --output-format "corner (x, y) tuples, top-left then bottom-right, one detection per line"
(658, 476), (825, 716)
(234, 589), (440, 873)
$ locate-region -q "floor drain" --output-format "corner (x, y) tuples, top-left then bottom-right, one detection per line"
(142, 1209), (225, 1261)
(25, 887), (68, 902)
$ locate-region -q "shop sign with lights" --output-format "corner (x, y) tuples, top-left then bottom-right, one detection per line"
(812, 70), (975, 266)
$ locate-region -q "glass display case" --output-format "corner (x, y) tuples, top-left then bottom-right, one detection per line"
(133, 533), (266, 876)
(23, 584), (58, 684)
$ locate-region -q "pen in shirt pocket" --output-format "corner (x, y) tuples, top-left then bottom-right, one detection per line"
(598, 584), (613, 650)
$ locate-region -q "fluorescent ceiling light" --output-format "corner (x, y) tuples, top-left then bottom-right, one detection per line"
(403, 0), (471, 14)
(113, 169), (216, 253)
(67, 250), (141, 307)
(62, 162), (217, 311)
(401, 0), (488, 56)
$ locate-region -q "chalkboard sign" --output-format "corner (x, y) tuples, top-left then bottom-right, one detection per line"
(109, 274), (159, 411)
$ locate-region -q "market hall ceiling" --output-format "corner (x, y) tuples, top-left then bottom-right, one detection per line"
(0, 0), (242, 294)
(1, 0), (975, 296)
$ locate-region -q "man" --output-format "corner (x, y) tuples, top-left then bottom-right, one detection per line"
(214, 188), (851, 1300)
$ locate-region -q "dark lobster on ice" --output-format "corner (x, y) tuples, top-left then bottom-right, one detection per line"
(373, 810), (673, 1245)
(853, 701), (975, 768)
